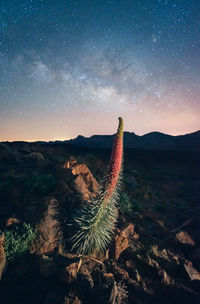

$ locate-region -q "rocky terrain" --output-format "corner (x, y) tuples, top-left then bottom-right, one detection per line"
(0, 141), (200, 304)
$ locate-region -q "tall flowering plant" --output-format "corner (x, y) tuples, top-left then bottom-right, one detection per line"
(71, 117), (124, 255)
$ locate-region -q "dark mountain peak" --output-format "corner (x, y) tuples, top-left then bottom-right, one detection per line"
(124, 131), (137, 136)
(67, 130), (200, 151)
(76, 135), (86, 139)
(142, 131), (172, 137)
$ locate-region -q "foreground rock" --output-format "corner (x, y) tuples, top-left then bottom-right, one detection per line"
(175, 230), (195, 246)
(64, 158), (99, 201)
(5, 217), (20, 227)
(32, 198), (64, 255)
(110, 223), (138, 260)
(184, 261), (200, 281)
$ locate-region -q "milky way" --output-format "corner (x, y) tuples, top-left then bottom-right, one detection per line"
(0, 0), (200, 141)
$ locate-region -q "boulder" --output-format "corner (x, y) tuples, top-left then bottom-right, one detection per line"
(5, 217), (20, 227)
(64, 158), (99, 201)
(184, 260), (200, 280)
(110, 223), (137, 260)
(32, 198), (64, 255)
(175, 231), (195, 246)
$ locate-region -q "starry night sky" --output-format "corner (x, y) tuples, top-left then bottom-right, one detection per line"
(0, 0), (200, 141)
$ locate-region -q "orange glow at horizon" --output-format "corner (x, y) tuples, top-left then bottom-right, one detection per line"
(0, 105), (199, 142)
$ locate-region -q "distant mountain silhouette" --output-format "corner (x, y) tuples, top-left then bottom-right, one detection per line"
(67, 130), (200, 150)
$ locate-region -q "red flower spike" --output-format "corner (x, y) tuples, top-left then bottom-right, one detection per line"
(104, 117), (123, 201)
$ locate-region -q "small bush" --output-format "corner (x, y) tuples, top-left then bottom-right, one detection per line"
(2, 223), (36, 261)
(119, 193), (143, 215)
(133, 199), (143, 212)
(119, 193), (133, 216)
(25, 174), (57, 195)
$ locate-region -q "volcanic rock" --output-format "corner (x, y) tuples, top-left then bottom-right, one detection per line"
(5, 217), (20, 227)
(32, 198), (64, 255)
(110, 223), (137, 260)
(64, 158), (99, 201)
(175, 231), (195, 246)
(184, 261), (200, 280)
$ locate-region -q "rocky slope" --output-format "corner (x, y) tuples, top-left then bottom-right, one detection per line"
(0, 141), (200, 304)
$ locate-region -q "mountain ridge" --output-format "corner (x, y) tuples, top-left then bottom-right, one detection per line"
(66, 130), (200, 150)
